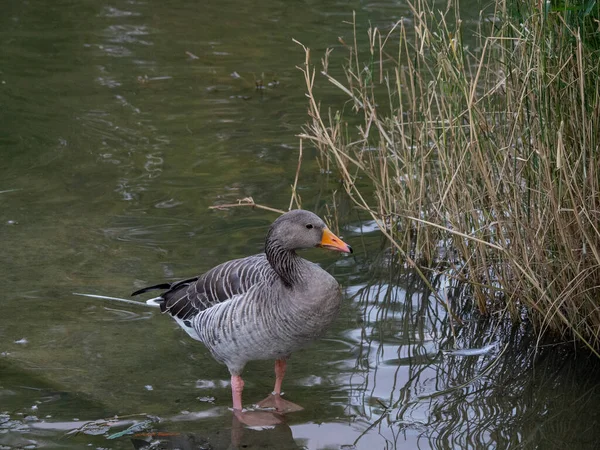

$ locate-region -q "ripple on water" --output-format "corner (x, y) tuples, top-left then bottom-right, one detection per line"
(100, 6), (142, 18)
(102, 216), (195, 245)
(96, 307), (154, 322)
(154, 198), (183, 209)
(194, 379), (229, 389)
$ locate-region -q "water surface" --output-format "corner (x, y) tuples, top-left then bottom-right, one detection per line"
(2, 1), (600, 449)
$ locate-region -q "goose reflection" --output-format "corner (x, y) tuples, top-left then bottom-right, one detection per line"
(130, 410), (301, 450)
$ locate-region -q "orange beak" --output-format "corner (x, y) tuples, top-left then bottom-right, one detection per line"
(319, 228), (353, 253)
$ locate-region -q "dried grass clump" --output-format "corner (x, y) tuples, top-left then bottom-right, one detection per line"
(297, 0), (600, 352)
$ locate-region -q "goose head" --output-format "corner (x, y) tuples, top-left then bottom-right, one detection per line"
(266, 210), (352, 254)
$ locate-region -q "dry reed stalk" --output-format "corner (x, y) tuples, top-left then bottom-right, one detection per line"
(297, 0), (600, 352)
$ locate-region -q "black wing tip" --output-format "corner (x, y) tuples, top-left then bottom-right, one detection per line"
(131, 283), (172, 297)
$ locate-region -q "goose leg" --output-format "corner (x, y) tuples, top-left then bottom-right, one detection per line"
(231, 375), (245, 411)
(273, 358), (286, 395)
(256, 359), (303, 412)
(232, 373), (286, 427)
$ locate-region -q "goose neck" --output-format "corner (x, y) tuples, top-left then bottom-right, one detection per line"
(265, 239), (302, 287)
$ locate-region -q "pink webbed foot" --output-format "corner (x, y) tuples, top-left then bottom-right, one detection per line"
(255, 393), (304, 413)
(255, 359), (303, 412)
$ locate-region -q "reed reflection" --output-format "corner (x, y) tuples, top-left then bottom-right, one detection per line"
(347, 250), (600, 449)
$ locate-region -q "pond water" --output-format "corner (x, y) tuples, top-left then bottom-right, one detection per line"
(2, 0), (600, 449)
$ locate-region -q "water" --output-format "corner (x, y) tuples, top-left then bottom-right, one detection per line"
(2, 0), (600, 449)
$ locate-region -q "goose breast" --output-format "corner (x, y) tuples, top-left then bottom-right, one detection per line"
(194, 260), (341, 373)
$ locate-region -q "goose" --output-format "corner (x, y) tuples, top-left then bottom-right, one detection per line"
(132, 209), (352, 412)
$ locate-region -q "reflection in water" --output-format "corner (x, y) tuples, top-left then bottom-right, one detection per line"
(5, 404), (298, 450)
(344, 252), (600, 449)
(130, 412), (299, 450)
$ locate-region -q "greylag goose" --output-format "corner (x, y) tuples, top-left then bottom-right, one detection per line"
(132, 209), (352, 411)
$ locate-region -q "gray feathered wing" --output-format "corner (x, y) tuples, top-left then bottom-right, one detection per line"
(131, 254), (274, 322)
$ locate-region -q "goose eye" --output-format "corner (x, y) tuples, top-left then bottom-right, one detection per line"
(306, 224), (313, 229)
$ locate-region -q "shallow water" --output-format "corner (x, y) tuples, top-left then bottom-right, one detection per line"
(2, 1), (600, 449)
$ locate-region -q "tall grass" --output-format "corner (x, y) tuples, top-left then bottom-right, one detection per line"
(297, 1), (600, 351)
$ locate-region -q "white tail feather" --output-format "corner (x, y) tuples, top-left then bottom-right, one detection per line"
(73, 292), (160, 308)
(145, 297), (163, 307)
(173, 317), (202, 341)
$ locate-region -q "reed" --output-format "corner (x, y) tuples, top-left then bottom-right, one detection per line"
(297, 0), (600, 351)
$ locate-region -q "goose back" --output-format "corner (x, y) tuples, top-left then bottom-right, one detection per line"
(135, 254), (276, 322)
(194, 259), (341, 375)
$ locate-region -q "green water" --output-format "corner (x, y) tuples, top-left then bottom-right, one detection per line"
(2, 0), (600, 449)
